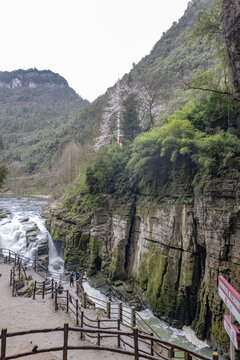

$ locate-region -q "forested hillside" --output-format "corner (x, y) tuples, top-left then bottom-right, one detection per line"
(0, 69), (89, 194)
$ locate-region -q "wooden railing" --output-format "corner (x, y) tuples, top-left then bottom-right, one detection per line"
(1, 249), (218, 360)
(76, 278), (166, 346)
(0, 323), (218, 360)
(0, 247), (66, 281)
(32, 278), (55, 300)
(55, 283), (216, 360)
(9, 261), (28, 297)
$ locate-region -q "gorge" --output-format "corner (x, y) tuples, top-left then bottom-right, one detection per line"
(45, 0), (240, 356)
(0, 0), (240, 358)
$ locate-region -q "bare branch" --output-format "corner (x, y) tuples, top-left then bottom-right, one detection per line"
(183, 81), (233, 96)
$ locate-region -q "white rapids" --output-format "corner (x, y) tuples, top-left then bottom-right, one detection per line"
(0, 195), (64, 275)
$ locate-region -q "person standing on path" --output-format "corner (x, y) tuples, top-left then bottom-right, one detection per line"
(70, 272), (74, 287)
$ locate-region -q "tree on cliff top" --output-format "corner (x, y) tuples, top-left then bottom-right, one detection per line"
(121, 93), (141, 142)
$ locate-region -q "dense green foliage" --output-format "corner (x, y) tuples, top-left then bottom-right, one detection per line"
(85, 145), (131, 195)
(64, 89), (240, 212)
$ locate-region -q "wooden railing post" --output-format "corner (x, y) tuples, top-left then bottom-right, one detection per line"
(12, 279), (15, 297)
(184, 352), (192, 360)
(33, 281), (37, 300)
(14, 254), (17, 265)
(168, 347), (174, 359)
(80, 311), (84, 340)
(133, 327), (139, 360)
(107, 301), (111, 319)
(42, 281), (46, 300)
(1, 328), (7, 359)
(150, 332), (154, 356)
(118, 302), (123, 322)
(8, 250), (11, 264)
(55, 286), (58, 311)
(83, 292), (87, 309)
(97, 319), (101, 346)
(131, 306), (136, 327)
(212, 352), (218, 360)
(76, 280), (79, 297)
(66, 290), (69, 313)
(76, 299), (79, 325)
(63, 323), (68, 360)
(10, 269), (12, 286)
(18, 263), (20, 279)
(117, 318), (121, 348)
(51, 279), (54, 299)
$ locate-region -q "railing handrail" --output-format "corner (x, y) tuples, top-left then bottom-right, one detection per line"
(0, 323), (215, 360)
(2, 248), (213, 360)
(0, 247), (65, 280)
(76, 279), (163, 342)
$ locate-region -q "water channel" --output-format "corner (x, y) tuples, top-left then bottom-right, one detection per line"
(0, 195), (213, 357)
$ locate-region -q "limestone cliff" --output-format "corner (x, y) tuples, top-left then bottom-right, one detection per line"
(222, 0), (240, 99)
(0, 68), (69, 89)
(46, 181), (240, 354)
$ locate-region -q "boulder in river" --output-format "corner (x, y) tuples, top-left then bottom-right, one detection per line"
(0, 209), (10, 219)
(26, 225), (40, 244)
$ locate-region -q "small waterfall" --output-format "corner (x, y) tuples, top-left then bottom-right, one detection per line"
(47, 231), (64, 274)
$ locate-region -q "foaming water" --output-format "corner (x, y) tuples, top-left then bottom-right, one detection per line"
(138, 306), (211, 355)
(83, 281), (211, 356)
(0, 195), (64, 275)
(83, 281), (109, 302)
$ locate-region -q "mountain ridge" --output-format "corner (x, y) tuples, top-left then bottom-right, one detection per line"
(0, 68), (70, 90)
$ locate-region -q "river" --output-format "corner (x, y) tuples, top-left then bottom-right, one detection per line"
(0, 195), (213, 357)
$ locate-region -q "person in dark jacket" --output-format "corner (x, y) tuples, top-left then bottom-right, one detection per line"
(70, 272), (74, 287)
(58, 283), (63, 294)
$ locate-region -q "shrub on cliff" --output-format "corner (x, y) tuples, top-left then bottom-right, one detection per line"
(127, 115), (197, 189)
(85, 144), (131, 195)
(193, 130), (240, 185)
(127, 98), (240, 190)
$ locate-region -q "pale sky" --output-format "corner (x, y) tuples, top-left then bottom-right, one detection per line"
(0, 0), (190, 102)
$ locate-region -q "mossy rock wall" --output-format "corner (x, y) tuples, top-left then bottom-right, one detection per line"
(46, 181), (240, 356)
(137, 245), (201, 327)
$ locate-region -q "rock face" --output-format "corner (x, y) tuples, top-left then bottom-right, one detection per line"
(0, 69), (69, 89)
(221, 0), (240, 99)
(46, 181), (240, 355)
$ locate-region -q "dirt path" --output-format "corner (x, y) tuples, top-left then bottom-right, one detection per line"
(0, 264), (130, 360)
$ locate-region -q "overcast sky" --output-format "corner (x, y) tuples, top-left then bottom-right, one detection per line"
(0, 0), (190, 102)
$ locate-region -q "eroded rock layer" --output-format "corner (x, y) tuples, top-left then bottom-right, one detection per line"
(46, 181), (240, 354)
